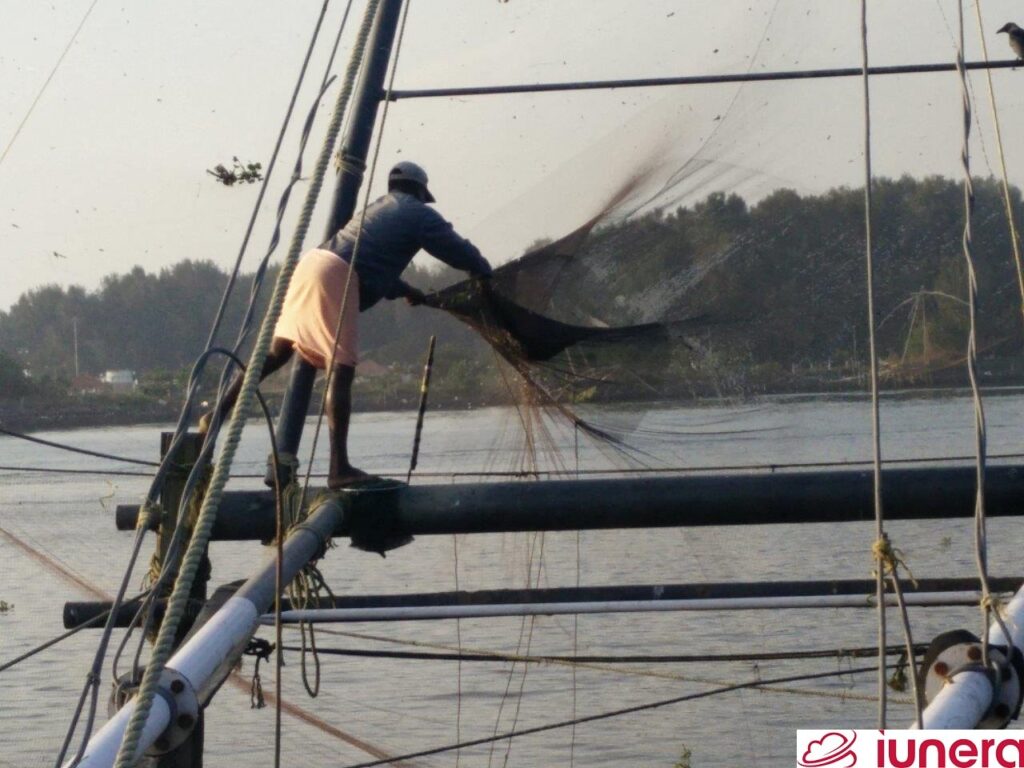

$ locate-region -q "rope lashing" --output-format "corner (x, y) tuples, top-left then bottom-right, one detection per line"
(244, 638), (276, 709)
(135, 501), (162, 532)
(335, 152), (368, 176)
(980, 593), (1005, 615)
(871, 534), (918, 587)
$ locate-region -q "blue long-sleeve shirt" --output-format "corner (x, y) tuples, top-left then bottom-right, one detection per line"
(322, 191), (492, 311)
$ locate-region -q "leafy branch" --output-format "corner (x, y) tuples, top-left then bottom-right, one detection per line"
(206, 156), (263, 186)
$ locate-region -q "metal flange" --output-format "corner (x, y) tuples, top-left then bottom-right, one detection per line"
(918, 629), (1024, 728)
(108, 667), (199, 755)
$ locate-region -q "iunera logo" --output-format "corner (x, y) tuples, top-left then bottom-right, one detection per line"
(798, 731), (858, 767)
(798, 730), (1024, 768)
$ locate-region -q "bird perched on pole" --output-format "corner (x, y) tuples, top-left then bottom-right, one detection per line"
(998, 22), (1024, 61)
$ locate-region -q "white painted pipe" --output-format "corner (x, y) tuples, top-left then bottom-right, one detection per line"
(69, 502), (340, 767)
(262, 591), (993, 624)
(918, 669), (994, 729)
(914, 580), (1024, 729)
(70, 695), (172, 767)
(172, 597), (260, 694)
(987, 589), (1024, 649)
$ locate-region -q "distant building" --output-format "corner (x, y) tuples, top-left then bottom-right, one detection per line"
(101, 369), (137, 392)
(358, 360), (390, 378)
(71, 374), (103, 394)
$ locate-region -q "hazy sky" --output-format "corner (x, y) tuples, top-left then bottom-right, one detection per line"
(4, 0), (1024, 311)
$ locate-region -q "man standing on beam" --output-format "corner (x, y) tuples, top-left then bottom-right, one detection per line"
(202, 160), (492, 488)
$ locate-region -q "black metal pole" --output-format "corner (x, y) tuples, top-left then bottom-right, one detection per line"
(270, 0), (406, 484)
(118, 463), (1024, 542)
(387, 58), (1024, 101)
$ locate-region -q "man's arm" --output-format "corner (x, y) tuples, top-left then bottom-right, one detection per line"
(419, 207), (492, 276)
(386, 278), (426, 305)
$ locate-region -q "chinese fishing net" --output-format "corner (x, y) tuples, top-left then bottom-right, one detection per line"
(386, 0), (1024, 468)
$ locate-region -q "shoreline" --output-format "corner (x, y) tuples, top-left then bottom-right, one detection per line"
(4, 382), (1024, 436)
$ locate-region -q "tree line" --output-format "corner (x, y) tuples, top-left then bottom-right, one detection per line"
(2, 174), (1023, 398)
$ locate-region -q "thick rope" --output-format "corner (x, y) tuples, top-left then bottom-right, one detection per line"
(111, 3), (383, 764)
(61, 6), (346, 752)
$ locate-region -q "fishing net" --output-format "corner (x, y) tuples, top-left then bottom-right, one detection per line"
(395, 0), (1024, 466)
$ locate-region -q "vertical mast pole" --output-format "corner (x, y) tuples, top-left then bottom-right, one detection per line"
(270, 0), (406, 485)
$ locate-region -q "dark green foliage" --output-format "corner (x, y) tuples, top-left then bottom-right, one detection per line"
(2, 174), (1022, 402)
(0, 349), (31, 396)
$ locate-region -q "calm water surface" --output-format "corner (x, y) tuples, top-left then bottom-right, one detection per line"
(2, 394), (1023, 767)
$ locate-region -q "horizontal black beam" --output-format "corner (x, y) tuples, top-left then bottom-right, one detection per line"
(388, 59), (1022, 101)
(63, 598), (206, 629)
(116, 464), (1024, 541)
(64, 576), (1021, 629)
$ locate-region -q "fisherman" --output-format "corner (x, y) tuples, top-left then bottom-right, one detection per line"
(998, 22), (1024, 61)
(202, 160), (492, 488)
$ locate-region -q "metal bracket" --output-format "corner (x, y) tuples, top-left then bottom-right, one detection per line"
(918, 629), (1024, 727)
(109, 668), (200, 755)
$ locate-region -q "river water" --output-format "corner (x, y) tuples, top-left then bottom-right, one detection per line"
(2, 394), (1023, 767)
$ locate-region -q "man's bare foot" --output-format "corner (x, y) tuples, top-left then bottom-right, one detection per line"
(327, 465), (371, 489)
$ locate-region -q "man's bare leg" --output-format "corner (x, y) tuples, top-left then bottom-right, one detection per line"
(326, 363), (369, 488)
(199, 337), (295, 432)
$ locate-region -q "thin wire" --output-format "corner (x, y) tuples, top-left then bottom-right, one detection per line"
(292, 625), (915, 704)
(858, 0), (889, 727)
(972, 0), (1024, 331)
(0, 0), (101, 171)
(954, 0), (1005, 676)
(53, 515), (155, 767)
(8, 449), (1024, 481)
(500, 535), (545, 768)
(570, 529), (580, 768)
(0, 426), (159, 466)
(0, 591), (145, 674)
(453, 535), (463, 768)
(487, 531), (544, 768)
(340, 665), (888, 768)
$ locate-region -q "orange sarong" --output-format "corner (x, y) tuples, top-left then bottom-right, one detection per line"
(275, 249), (360, 369)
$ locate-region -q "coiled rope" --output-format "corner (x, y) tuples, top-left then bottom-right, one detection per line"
(111, 2), (383, 764)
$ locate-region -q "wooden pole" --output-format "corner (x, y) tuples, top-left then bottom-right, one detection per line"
(407, 335), (436, 483)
